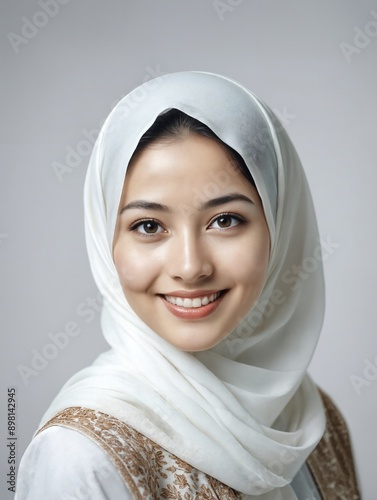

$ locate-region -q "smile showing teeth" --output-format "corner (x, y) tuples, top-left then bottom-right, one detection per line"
(164, 292), (222, 308)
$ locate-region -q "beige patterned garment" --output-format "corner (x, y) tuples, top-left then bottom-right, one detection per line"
(306, 390), (360, 500)
(37, 391), (360, 500)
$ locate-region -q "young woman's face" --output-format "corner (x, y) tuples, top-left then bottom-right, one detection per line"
(113, 134), (270, 351)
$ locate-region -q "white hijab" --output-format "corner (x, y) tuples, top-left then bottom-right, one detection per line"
(40, 72), (326, 498)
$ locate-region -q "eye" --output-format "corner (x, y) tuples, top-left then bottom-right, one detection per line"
(209, 213), (245, 230)
(130, 219), (165, 235)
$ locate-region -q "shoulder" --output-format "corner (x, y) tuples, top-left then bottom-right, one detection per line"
(17, 407), (242, 499)
(16, 426), (132, 500)
(307, 388), (361, 500)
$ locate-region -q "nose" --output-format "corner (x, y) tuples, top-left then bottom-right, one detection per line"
(167, 230), (213, 283)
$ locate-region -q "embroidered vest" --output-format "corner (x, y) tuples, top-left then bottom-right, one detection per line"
(37, 390), (360, 499)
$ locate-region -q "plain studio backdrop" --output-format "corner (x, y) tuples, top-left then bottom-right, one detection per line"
(1, 1), (376, 498)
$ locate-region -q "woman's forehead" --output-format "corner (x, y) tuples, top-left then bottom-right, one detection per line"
(119, 134), (263, 212)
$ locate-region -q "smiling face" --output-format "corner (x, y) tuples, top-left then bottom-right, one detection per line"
(113, 133), (270, 352)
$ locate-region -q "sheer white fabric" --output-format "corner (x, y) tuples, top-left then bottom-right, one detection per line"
(33, 72), (326, 498)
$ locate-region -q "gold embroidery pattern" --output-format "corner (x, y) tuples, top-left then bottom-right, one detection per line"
(37, 390), (361, 500)
(37, 407), (242, 500)
(307, 390), (361, 500)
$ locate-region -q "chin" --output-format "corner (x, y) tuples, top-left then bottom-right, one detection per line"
(162, 330), (227, 352)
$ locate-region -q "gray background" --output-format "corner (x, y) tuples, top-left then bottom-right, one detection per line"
(1, 1), (376, 498)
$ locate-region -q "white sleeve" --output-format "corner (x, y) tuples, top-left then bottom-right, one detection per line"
(15, 426), (134, 500)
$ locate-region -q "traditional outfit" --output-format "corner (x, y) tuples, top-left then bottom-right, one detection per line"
(16, 72), (360, 499)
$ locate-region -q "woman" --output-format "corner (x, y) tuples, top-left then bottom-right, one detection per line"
(16, 72), (360, 499)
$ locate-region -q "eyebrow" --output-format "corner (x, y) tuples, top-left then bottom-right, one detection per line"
(202, 193), (254, 209)
(120, 201), (171, 214)
(119, 193), (254, 214)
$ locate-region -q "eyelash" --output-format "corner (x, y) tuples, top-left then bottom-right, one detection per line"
(129, 219), (166, 237)
(208, 213), (246, 230)
(129, 213), (246, 237)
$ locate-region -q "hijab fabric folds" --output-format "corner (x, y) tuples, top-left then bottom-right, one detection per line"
(40, 72), (326, 498)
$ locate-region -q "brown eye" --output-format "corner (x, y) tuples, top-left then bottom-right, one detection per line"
(217, 215), (232, 228)
(209, 213), (245, 230)
(142, 221), (159, 233)
(131, 219), (165, 235)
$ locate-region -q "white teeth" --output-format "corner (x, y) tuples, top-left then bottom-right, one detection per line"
(192, 298), (202, 308)
(164, 292), (221, 308)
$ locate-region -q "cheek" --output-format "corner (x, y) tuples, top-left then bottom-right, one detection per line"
(222, 230), (269, 280)
(226, 233), (270, 301)
(113, 243), (159, 293)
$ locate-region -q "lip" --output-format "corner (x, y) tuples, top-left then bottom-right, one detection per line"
(162, 289), (222, 299)
(159, 289), (228, 320)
